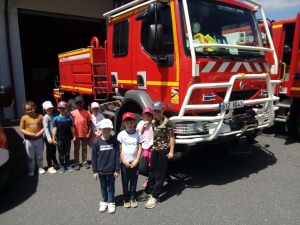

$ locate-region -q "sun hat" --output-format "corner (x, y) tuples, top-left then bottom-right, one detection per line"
(152, 101), (164, 110)
(99, 119), (113, 129)
(122, 112), (135, 122)
(142, 107), (153, 115)
(91, 102), (100, 109)
(42, 101), (54, 110)
(57, 101), (67, 108)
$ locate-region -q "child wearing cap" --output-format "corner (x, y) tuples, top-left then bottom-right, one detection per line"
(136, 107), (154, 187)
(142, 100), (174, 209)
(88, 102), (104, 148)
(92, 119), (120, 214)
(19, 101), (45, 176)
(42, 101), (59, 174)
(70, 96), (92, 170)
(117, 112), (143, 208)
(52, 101), (76, 173)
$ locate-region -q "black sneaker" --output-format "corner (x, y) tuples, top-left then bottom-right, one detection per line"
(82, 161), (90, 169)
(75, 164), (80, 170)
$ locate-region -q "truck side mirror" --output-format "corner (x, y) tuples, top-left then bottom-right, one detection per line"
(0, 85), (13, 108)
(147, 2), (162, 22)
(148, 24), (164, 55)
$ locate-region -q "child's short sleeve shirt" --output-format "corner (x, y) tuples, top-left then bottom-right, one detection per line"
(152, 116), (173, 151)
(117, 130), (143, 162)
(91, 114), (104, 131)
(20, 114), (43, 140)
(136, 120), (153, 149)
(70, 109), (92, 137)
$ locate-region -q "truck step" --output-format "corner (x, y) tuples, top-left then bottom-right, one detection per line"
(276, 102), (290, 108)
(112, 96), (125, 100)
(94, 75), (107, 78)
(274, 117), (286, 122)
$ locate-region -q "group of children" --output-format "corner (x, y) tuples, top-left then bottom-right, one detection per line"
(19, 96), (101, 175)
(91, 100), (174, 213)
(19, 98), (175, 213)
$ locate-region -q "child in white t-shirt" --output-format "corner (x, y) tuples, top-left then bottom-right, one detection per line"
(136, 107), (154, 187)
(117, 112), (143, 208)
(88, 102), (104, 148)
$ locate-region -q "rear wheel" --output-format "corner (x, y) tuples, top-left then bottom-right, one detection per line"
(67, 99), (76, 115)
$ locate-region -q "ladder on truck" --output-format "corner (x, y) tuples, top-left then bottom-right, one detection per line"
(91, 39), (110, 101)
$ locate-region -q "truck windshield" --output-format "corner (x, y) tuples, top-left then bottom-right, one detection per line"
(179, 0), (263, 58)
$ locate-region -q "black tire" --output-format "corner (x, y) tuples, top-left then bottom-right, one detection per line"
(67, 99), (76, 115)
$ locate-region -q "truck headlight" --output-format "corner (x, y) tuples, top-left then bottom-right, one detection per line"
(173, 122), (208, 134)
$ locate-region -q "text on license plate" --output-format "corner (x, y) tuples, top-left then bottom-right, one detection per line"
(219, 100), (244, 111)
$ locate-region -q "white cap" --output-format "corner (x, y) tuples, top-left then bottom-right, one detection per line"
(91, 102), (100, 109)
(99, 119), (113, 129)
(42, 101), (54, 110)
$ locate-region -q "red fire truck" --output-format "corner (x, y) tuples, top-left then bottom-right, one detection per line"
(53, 0), (281, 158)
(262, 13), (300, 138)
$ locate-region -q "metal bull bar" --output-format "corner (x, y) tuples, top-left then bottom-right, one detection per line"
(170, 74), (281, 145)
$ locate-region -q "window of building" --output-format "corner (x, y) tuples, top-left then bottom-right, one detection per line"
(113, 19), (129, 57)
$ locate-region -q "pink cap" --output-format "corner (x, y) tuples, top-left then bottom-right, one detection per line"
(142, 107), (153, 115)
(57, 101), (67, 108)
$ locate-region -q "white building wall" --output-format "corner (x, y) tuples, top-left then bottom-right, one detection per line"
(1, 0), (113, 119)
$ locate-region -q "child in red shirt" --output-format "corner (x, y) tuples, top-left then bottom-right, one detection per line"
(70, 96), (92, 170)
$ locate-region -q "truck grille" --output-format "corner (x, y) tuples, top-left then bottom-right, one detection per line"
(215, 89), (259, 101)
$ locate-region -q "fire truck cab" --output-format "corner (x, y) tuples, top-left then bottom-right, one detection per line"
(54, 0), (280, 158)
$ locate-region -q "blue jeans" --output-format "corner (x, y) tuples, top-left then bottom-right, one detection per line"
(99, 174), (115, 203)
(121, 162), (139, 201)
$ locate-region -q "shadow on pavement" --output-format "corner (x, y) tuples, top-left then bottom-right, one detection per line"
(0, 122), (38, 214)
(263, 122), (299, 145)
(158, 140), (277, 203)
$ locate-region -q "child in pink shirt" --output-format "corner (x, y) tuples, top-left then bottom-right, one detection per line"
(136, 107), (154, 187)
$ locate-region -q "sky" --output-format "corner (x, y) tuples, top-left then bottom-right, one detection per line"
(244, 0), (300, 21)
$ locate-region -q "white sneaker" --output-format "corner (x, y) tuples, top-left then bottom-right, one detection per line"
(47, 167), (57, 174)
(39, 168), (45, 174)
(108, 203), (116, 214)
(28, 170), (34, 176)
(145, 195), (158, 209)
(99, 202), (108, 212)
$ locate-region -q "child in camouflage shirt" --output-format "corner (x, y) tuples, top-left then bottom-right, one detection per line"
(143, 101), (175, 209)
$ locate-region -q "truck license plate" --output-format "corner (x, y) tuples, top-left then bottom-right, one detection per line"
(219, 100), (244, 111)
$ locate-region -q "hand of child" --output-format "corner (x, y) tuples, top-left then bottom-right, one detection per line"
(113, 172), (119, 178)
(144, 120), (150, 125)
(72, 136), (76, 142)
(123, 161), (131, 168)
(131, 160), (138, 168)
(53, 140), (59, 146)
(93, 173), (98, 181)
(85, 133), (90, 138)
(166, 152), (173, 159)
(48, 140), (53, 144)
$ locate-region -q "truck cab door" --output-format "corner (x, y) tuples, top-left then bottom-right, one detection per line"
(287, 13), (300, 97)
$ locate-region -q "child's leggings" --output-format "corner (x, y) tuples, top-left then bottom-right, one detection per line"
(24, 138), (44, 171)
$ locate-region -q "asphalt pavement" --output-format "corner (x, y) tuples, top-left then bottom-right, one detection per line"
(0, 121), (300, 225)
